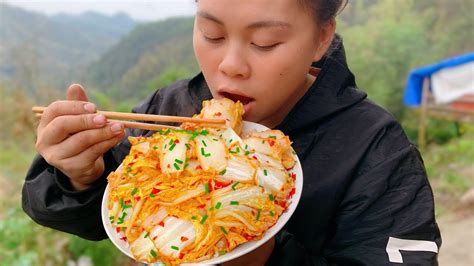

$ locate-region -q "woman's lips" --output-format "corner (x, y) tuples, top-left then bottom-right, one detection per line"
(220, 92), (254, 115)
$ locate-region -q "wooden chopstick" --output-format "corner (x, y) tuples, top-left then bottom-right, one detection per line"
(35, 113), (179, 131)
(32, 106), (226, 125)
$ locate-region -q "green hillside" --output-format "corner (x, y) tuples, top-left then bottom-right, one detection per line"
(0, 4), (136, 87)
(83, 17), (198, 101)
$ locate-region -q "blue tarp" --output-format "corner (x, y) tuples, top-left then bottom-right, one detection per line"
(403, 52), (474, 107)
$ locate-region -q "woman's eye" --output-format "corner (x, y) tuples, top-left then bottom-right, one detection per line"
(203, 36), (224, 43)
(252, 43), (281, 51)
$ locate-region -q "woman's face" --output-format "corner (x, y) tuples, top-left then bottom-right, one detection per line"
(193, 0), (332, 128)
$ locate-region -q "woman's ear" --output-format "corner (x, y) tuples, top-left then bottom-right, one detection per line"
(312, 18), (336, 62)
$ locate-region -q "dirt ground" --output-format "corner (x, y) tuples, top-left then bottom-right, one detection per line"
(437, 209), (474, 265)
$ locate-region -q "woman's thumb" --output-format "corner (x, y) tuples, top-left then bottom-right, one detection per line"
(66, 84), (89, 101)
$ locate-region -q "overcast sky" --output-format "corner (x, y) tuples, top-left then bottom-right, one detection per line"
(1, 0), (196, 21)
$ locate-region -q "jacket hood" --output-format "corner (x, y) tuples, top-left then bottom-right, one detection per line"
(188, 35), (367, 133)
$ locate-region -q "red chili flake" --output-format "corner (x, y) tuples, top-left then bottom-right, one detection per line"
(213, 180), (231, 189)
(158, 221), (165, 227)
(195, 165), (203, 170)
(243, 233), (255, 241)
(153, 236), (158, 241)
(151, 188), (161, 194)
(174, 139), (180, 144)
(207, 181), (214, 193)
(167, 163), (171, 169)
(214, 112), (222, 117)
(276, 200), (288, 209)
(134, 154), (139, 159)
(268, 139), (276, 147)
(129, 162), (135, 166)
(116, 227), (121, 233)
(120, 236), (127, 241)
(252, 155), (258, 160)
(179, 253), (185, 259)
(180, 236), (189, 242)
(135, 196), (141, 202)
(288, 188), (296, 198)
(197, 204), (206, 209)
(291, 173), (297, 180)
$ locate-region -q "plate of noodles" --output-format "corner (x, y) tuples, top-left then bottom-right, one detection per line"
(101, 98), (303, 265)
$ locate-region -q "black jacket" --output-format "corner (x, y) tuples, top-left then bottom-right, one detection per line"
(22, 40), (441, 265)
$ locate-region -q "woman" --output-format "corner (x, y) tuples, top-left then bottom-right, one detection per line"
(23, 0), (441, 265)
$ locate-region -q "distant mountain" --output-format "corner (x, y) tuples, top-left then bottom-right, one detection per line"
(0, 4), (136, 86)
(83, 17), (199, 100)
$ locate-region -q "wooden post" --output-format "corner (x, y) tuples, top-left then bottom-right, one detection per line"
(418, 78), (430, 150)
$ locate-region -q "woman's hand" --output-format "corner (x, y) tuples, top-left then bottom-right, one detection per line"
(222, 237), (275, 266)
(35, 84), (125, 191)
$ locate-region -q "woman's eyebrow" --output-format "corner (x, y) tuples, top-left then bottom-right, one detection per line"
(197, 11), (291, 29)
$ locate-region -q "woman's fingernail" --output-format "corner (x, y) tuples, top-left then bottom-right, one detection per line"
(110, 123), (123, 134)
(93, 114), (106, 125)
(84, 103), (96, 113)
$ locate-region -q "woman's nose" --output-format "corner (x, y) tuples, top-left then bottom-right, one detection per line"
(218, 46), (250, 79)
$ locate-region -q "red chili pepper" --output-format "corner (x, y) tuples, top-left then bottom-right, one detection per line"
(207, 180), (214, 193)
(174, 139), (180, 144)
(268, 139), (276, 147)
(158, 221), (165, 227)
(213, 180), (231, 189)
(196, 165), (203, 170)
(197, 204), (206, 209)
(179, 253), (185, 259)
(135, 196), (141, 202)
(288, 188), (296, 198)
(252, 155), (258, 160)
(291, 173), (297, 180)
(116, 227), (121, 233)
(215, 112), (222, 117)
(151, 188), (160, 194)
(180, 236), (189, 242)
(120, 236), (127, 242)
(276, 200), (288, 209)
(243, 233), (255, 241)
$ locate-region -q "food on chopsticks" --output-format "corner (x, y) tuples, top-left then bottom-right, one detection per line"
(106, 98), (297, 265)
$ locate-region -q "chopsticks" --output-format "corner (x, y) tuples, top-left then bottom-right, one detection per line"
(32, 106), (226, 132)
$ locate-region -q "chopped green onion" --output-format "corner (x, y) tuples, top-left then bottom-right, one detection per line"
(175, 159), (183, 164)
(204, 183), (209, 194)
(256, 209), (261, 221)
(229, 139), (233, 143)
(219, 250), (226, 256)
(270, 211), (275, 216)
(185, 143), (191, 150)
(169, 143), (176, 151)
(171, 245), (179, 251)
(220, 226), (228, 235)
(230, 201), (239, 205)
(269, 135), (277, 139)
(213, 138), (219, 141)
(231, 181), (240, 190)
(245, 144), (248, 149)
(215, 202), (222, 209)
(149, 193), (155, 198)
(150, 249), (157, 258)
(200, 215), (208, 224)
(264, 169), (268, 176)
(173, 163), (180, 170)
(131, 187), (138, 196)
(219, 169), (226, 175)
(191, 216), (197, 220)
(127, 168), (132, 173)
(153, 145), (158, 150)
(144, 232), (149, 238)
(202, 140), (207, 147)
(200, 130), (209, 136)
(168, 139), (174, 146)
(269, 194), (275, 201)
(208, 207), (214, 211)
(245, 151), (251, 155)
(184, 163), (189, 169)
(200, 147), (211, 157)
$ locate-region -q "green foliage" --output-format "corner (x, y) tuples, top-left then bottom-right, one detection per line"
(68, 236), (126, 266)
(146, 66), (193, 93)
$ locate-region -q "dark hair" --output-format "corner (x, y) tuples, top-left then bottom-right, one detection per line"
(298, 0), (348, 23)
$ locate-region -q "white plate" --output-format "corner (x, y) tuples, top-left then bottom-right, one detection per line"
(101, 121), (303, 265)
